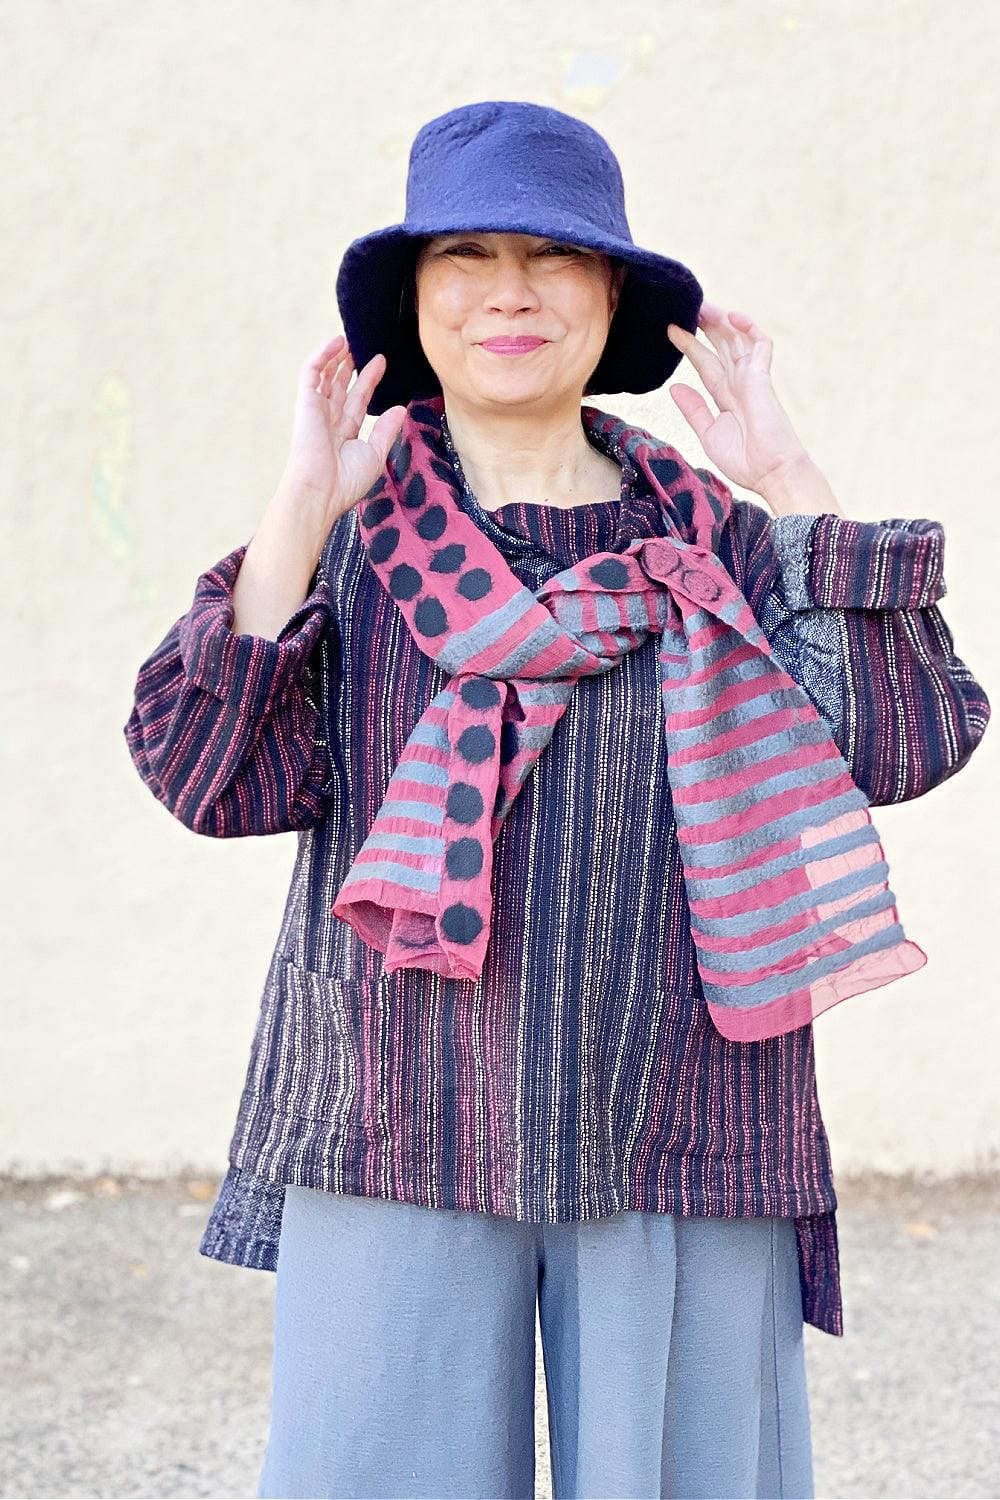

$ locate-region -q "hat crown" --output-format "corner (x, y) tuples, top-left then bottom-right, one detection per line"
(402, 100), (631, 242)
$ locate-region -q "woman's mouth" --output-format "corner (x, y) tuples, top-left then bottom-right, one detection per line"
(479, 337), (549, 355)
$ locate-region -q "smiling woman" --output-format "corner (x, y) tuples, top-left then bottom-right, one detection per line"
(123, 97), (990, 1500)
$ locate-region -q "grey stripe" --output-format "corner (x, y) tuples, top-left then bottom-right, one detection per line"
(702, 903), (905, 1004)
(671, 753), (849, 828)
(695, 886), (898, 976)
(661, 684), (809, 751)
(362, 832), (445, 857)
(666, 716), (834, 788)
(339, 859), (442, 894)
(434, 586), (555, 673)
(388, 759), (450, 789)
(517, 682), (575, 708)
(408, 721), (451, 752)
(677, 784), (870, 867)
(664, 651), (780, 711)
(692, 856), (890, 938)
(377, 798), (444, 827)
(684, 819), (881, 900)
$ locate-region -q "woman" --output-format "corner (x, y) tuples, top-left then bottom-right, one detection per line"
(124, 102), (990, 1499)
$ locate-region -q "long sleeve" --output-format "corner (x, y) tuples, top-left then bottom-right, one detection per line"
(123, 544), (341, 836)
(705, 470), (992, 806)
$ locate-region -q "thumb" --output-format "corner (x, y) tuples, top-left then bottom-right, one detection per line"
(367, 405), (408, 469)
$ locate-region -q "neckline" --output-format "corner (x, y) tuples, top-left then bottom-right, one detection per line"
(437, 410), (634, 536)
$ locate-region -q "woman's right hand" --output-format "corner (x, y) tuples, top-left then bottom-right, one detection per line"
(281, 333), (408, 525)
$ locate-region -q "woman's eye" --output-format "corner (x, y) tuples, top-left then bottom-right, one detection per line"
(443, 243), (578, 257)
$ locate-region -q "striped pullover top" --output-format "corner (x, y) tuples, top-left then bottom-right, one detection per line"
(122, 408), (991, 1339)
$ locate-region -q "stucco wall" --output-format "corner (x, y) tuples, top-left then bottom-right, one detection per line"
(3, 0), (996, 1178)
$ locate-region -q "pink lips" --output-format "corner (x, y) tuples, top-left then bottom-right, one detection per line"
(480, 336), (548, 354)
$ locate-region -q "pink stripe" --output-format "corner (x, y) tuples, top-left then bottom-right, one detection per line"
(672, 740), (842, 808)
(667, 703), (815, 766)
(676, 772), (861, 846)
(664, 672), (796, 730)
(692, 838), (884, 920)
(692, 878), (890, 959)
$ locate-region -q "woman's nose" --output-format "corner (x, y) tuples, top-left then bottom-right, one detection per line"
(485, 262), (542, 311)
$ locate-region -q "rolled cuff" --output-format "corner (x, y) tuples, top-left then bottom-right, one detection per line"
(804, 514), (947, 610)
(178, 543), (333, 716)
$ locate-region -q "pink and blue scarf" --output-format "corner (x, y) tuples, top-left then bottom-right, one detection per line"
(332, 395), (926, 1042)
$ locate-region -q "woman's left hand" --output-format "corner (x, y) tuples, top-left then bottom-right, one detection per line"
(666, 302), (810, 495)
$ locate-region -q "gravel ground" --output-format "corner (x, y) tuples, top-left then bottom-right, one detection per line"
(1, 1173), (998, 1499)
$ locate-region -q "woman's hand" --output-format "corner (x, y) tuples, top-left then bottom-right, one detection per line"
(665, 303), (810, 497)
(281, 333), (408, 524)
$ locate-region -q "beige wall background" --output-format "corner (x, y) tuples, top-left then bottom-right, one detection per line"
(2, 0), (997, 1181)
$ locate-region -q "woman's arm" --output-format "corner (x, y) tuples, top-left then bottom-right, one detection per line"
(122, 540), (340, 837)
(710, 472), (992, 805)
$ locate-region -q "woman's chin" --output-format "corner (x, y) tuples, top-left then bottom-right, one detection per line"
(460, 366), (584, 407)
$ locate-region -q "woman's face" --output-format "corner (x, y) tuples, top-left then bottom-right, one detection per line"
(412, 231), (625, 410)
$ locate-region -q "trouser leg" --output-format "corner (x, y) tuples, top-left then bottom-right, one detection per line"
(257, 1185), (538, 1499)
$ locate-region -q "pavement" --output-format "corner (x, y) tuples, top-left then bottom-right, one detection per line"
(1, 1172), (998, 1500)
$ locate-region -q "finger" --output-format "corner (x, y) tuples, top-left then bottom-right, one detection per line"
(303, 333), (347, 383)
(727, 309), (765, 333)
(668, 382), (716, 444)
(696, 299), (731, 328)
(324, 351), (357, 427)
(366, 405), (408, 468)
(307, 332), (346, 366)
(667, 323), (723, 391)
(732, 312), (773, 371)
(342, 352), (387, 430)
(327, 348), (354, 400)
(317, 341), (353, 397)
(696, 302), (753, 360)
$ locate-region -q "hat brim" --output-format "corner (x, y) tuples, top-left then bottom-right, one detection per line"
(335, 221), (703, 415)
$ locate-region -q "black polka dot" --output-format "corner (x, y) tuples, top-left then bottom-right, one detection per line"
(401, 471), (426, 509)
(369, 526), (400, 564)
(493, 784), (506, 818)
(446, 782), (483, 824)
(460, 677), (501, 710)
(441, 902), (483, 945)
(430, 457), (454, 484)
(388, 438), (411, 480)
(681, 567), (722, 603)
(457, 568), (493, 601)
(408, 402), (440, 425)
(416, 504), (447, 542)
(389, 563), (422, 601)
(445, 837), (483, 879)
(414, 596), (449, 636)
(430, 543), (466, 573)
(588, 558), (629, 589)
(457, 725), (496, 763)
(649, 456), (682, 488)
(361, 496), (393, 528)
(499, 721), (519, 766)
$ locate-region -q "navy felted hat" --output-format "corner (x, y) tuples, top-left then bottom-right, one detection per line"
(335, 99), (704, 415)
